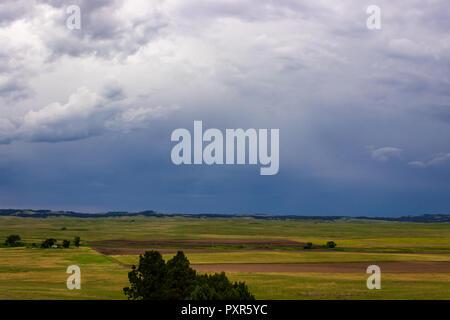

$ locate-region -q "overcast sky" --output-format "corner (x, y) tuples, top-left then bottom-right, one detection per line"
(0, 0), (449, 216)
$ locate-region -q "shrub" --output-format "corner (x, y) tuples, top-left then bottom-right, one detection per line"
(191, 273), (255, 300)
(326, 241), (337, 248)
(62, 240), (70, 248)
(304, 242), (313, 249)
(41, 238), (57, 248)
(74, 236), (80, 247)
(5, 235), (23, 247)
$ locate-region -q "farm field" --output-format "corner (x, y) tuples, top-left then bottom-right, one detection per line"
(0, 215), (449, 299)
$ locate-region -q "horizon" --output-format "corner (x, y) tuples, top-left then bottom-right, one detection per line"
(1, 207), (449, 218)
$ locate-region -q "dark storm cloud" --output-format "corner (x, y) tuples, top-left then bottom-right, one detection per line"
(0, 1), (35, 25)
(0, 1), (168, 59)
(0, 77), (31, 101)
(0, 0), (449, 215)
(35, 0), (169, 59)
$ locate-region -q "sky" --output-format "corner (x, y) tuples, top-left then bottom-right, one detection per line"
(0, 0), (449, 216)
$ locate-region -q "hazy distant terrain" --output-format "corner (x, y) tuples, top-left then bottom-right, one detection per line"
(1, 209), (449, 223)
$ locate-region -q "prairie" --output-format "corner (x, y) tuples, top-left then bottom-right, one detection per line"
(0, 216), (448, 299)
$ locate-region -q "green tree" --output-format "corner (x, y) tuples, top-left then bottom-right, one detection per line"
(233, 281), (255, 300)
(5, 235), (22, 247)
(190, 272), (254, 300)
(326, 241), (337, 248)
(74, 236), (81, 247)
(123, 250), (254, 300)
(62, 240), (70, 248)
(166, 251), (197, 300)
(189, 283), (217, 300)
(304, 242), (313, 249)
(123, 251), (168, 300)
(41, 238), (57, 248)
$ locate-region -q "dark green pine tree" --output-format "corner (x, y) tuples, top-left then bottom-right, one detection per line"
(166, 251), (198, 300)
(123, 251), (168, 300)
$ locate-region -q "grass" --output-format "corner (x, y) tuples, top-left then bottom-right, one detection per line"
(226, 272), (450, 300)
(1, 246), (448, 300)
(112, 251), (450, 266)
(0, 216), (448, 299)
(0, 247), (128, 300)
(0, 216), (448, 248)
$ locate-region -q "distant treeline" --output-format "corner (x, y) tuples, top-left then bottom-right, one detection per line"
(0, 209), (448, 223)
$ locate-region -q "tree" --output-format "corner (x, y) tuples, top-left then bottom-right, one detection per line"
(123, 251), (168, 300)
(62, 240), (70, 248)
(123, 250), (254, 300)
(191, 272), (255, 300)
(5, 235), (22, 247)
(41, 238), (57, 248)
(326, 241), (337, 248)
(304, 242), (313, 249)
(74, 236), (80, 247)
(166, 251), (197, 300)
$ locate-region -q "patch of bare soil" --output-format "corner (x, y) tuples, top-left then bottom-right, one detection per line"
(94, 247), (249, 255)
(90, 239), (307, 255)
(89, 239), (305, 247)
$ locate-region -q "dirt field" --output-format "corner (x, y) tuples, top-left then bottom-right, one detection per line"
(95, 247), (249, 255)
(91, 238), (307, 255)
(192, 261), (450, 273)
(90, 239), (305, 247)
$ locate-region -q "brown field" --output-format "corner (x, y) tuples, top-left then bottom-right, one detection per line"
(94, 247), (249, 254)
(91, 238), (307, 255)
(89, 238), (306, 247)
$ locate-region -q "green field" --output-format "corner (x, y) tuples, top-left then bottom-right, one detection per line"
(112, 251), (450, 265)
(0, 216), (449, 299)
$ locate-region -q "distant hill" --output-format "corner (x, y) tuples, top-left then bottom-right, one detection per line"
(0, 209), (448, 223)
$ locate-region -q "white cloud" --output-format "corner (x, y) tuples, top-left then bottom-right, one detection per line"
(0, 85), (175, 143)
(367, 146), (403, 162)
(409, 153), (450, 168)
(408, 161), (426, 168)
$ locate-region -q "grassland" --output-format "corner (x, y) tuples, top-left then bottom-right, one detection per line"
(112, 251), (450, 266)
(226, 272), (450, 300)
(0, 247), (128, 299)
(0, 215), (449, 299)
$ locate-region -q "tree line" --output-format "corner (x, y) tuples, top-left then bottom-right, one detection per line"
(4, 234), (81, 248)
